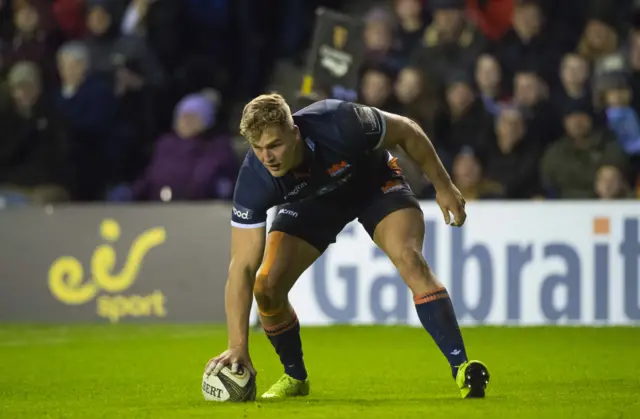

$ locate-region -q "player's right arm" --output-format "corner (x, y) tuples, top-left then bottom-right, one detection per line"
(205, 225), (265, 377)
(205, 157), (275, 377)
(225, 225), (265, 360)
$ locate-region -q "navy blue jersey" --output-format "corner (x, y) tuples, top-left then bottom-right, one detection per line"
(231, 99), (406, 228)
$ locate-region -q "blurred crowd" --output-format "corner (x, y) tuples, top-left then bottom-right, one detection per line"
(358, 0), (640, 201)
(1, 0), (639, 206)
(0, 0), (321, 204)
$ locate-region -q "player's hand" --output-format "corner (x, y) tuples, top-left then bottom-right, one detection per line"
(436, 184), (467, 227)
(205, 346), (256, 377)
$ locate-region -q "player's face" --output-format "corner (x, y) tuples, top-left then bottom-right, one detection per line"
(252, 125), (301, 177)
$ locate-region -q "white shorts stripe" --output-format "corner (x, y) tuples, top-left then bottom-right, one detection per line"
(231, 221), (266, 229)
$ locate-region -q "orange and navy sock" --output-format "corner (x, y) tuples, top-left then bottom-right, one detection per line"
(263, 314), (307, 381)
(414, 287), (468, 378)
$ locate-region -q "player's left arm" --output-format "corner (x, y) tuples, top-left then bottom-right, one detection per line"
(335, 102), (466, 225)
(336, 102), (453, 191)
(377, 110), (467, 226)
(377, 111), (452, 190)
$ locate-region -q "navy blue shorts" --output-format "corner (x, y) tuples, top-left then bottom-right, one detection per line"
(269, 181), (422, 253)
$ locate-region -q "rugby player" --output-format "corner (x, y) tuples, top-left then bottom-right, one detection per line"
(205, 93), (490, 399)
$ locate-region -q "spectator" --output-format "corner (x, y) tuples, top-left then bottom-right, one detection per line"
(0, 61), (69, 203)
(120, 0), (184, 76)
(552, 53), (591, 115)
(393, 66), (441, 135)
(84, 0), (164, 172)
(466, 0), (514, 41)
(512, 66), (561, 146)
(2, 0), (635, 204)
(452, 147), (504, 200)
(359, 66), (398, 111)
(437, 70), (493, 155)
(52, 0), (87, 40)
(120, 0), (185, 134)
(475, 53), (505, 115)
(494, 0), (566, 85)
(411, 0), (486, 89)
(541, 101), (628, 199)
(83, 0), (164, 89)
(363, 7), (403, 72)
(594, 164), (634, 199)
(483, 106), (541, 198)
(113, 92), (239, 202)
(627, 27), (640, 111)
(577, 4), (620, 64)
(54, 40), (121, 200)
(598, 73), (640, 172)
(393, 0), (428, 63)
(1, 0), (59, 86)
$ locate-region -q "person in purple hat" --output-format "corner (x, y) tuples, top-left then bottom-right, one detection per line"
(112, 91), (239, 201)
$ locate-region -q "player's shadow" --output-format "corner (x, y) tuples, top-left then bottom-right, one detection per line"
(256, 395), (493, 406)
(306, 397), (459, 404)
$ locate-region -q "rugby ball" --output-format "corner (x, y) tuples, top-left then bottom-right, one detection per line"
(202, 365), (256, 402)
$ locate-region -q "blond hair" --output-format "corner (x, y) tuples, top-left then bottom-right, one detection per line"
(239, 93), (294, 144)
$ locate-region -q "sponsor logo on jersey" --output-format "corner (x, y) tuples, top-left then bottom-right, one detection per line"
(232, 205), (254, 220)
(286, 182), (308, 198)
(327, 161), (350, 177)
(381, 180), (405, 194)
(387, 156), (403, 176)
(278, 208), (299, 218)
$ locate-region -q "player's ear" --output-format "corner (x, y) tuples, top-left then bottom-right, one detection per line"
(292, 125), (300, 139)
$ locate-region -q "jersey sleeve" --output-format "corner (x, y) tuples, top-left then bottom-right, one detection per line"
(230, 160), (276, 229)
(333, 101), (387, 155)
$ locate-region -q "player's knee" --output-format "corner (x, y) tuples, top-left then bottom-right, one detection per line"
(394, 247), (435, 285)
(253, 273), (285, 313)
(395, 246), (424, 271)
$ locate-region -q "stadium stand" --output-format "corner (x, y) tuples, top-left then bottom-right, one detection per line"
(1, 0), (639, 205)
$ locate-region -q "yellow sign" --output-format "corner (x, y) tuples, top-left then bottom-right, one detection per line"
(333, 25), (348, 50)
(48, 219), (167, 323)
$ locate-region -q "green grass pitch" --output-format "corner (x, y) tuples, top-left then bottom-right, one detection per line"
(0, 325), (638, 419)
